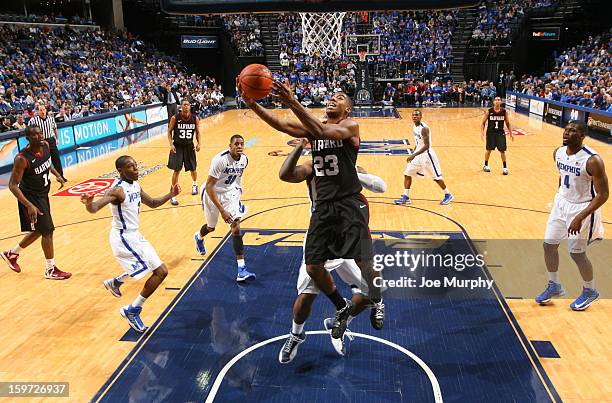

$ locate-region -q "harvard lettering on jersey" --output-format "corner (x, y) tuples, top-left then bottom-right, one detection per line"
(310, 138), (362, 201)
(173, 113), (196, 145)
(555, 145), (598, 203)
(209, 150), (248, 193)
(487, 108), (506, 134)
(18, 144), (52, 195)
(110, 179), (141, 231)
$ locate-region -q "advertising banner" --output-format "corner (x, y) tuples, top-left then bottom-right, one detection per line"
(145, 105), (169, 124)
(587, 112), (612, 137)
(529, 98), (544, 117)
(73, 117), (117, 145)
(543, 103), (563, 126)
(181, 35), (219, 49)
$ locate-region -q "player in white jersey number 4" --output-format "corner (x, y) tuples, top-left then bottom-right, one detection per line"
(194, 134), (256, 282)
(395, 110), (453, 205)
(81, 155), (181, 332)
(536, 121), (608, 311)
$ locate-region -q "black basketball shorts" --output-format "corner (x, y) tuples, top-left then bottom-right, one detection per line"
(305, 193), (373, 265)
(486, 131), (507, 151)
(18, 193), (54, 235)
(168, 143), (197, 172)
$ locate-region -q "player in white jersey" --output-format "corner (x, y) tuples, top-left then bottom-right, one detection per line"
(277, 139), (388, 363)
(81, 155), (181, 332)
(194, 134), (256, 282)
(394, 110), (453, 205)
(536, 121), (608, 311)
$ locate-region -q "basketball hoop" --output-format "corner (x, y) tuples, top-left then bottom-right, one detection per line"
(299, 12), (346, 58)
(358, 51), (368, 62)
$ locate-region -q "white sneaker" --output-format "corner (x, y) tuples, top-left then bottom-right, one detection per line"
(191, 184), (198, 195)
(170, 197), (179, 206)
(483, 165), (491, 172)
(502, 168), (508, 175)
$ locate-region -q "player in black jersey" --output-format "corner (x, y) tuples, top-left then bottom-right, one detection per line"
(240, 79), (385, 344)
(167, 99), (201, 205)
(481, 96), (514, 175)
(1, 125), (71, 280)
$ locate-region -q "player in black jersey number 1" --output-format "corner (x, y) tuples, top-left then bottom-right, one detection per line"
(481, 96), (514, 174)
(240, 79), (385, 343)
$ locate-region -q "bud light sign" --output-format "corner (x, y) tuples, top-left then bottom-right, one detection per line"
(181, 36), (218, 48)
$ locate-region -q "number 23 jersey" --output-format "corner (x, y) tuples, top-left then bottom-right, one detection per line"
(208, 150), (248, 194)
(310, 138), (362, 202)
(555, 145), (598, 203)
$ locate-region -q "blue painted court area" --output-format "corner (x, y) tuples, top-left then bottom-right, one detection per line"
(93, 230), (559, 403)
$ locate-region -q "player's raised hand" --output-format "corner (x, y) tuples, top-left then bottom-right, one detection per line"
(171, 184), (181, 197)
(80, 193), (95, 205)
(272, 79), (295, 106)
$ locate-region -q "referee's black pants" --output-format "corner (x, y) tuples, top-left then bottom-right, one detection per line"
(47, 137), (64, 178)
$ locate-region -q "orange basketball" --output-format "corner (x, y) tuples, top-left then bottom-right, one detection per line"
(239, 64), (274, 100)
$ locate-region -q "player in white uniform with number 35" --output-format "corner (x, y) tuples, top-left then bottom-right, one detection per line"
(194, 134), (256, 282)
(81, 155), (181, 332)
(536, 121), (609, 311)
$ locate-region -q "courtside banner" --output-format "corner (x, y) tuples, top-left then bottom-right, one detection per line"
(562, 106), (586, 126)
(73, 116), (117, 145)
(505, 93), (516, 109)
(181, 35), (219, 49)
(146, 104), (168, 124)
(529, 98), (544, 117)
(587, 111), (612, 137)
(516, 95), (530, 114)
(543, 103), (563, 127)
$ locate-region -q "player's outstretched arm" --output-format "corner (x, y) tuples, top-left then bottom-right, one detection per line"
(356, 167), (387, 193)
(279, 139), (313, 183)
(141, 184), (180, 209)
(237, 79), (309, 138)
(273, 81), (356, 141)
(81, 187), (125, 214)
(568, 155), (609, 235)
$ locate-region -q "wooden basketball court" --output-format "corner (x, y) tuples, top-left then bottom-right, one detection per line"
(0, 108), (610, 402)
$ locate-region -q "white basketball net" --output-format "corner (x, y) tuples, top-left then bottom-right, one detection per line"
(299, 12), (346, 58)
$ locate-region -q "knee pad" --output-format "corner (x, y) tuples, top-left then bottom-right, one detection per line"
(232, 234), (244, 256)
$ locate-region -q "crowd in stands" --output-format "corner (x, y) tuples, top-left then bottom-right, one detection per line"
(517, 28), (612, 112)
(0, 13), (94, 25)
(376, 79), (501, 107)
(470, 0), (527, 47)
(0, 23), (224, 132)
(223, 15), (264, 56)
(272, 10), (458, 106)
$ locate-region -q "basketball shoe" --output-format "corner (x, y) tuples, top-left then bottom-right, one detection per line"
(44, 266), (72, 280)
(278, 332), (306, 364)
(120, 305), (147, 332)
(1, 251), (21, 273)
(535, 281), (565, 304)
(570, 287), (599, 311)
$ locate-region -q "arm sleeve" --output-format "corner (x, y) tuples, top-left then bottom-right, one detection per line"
(358, 172), (387, 194)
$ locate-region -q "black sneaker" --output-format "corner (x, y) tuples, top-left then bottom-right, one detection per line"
(278, 332), (306, 364)
(331, 299), (353, 339)
(370, 299), (385, 330)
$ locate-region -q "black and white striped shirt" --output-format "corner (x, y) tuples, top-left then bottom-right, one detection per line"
(28, 114), (57, 139)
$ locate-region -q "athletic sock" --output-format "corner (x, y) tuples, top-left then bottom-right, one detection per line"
(11, 244), (23, 254)
(237, 258), (245, 269)
(443, 188), (450, 195)
(403, 189), (410, 197)
(132, 294), (146, 308)
(326, 289), (347, 310)
(548, 271), (559, 284)
(45, 258), (55, 269)
(291, 320), (304, 335)
(503, 161), (507, 168)
(484, 160), (489, 166)
(584, 280), (594, 290)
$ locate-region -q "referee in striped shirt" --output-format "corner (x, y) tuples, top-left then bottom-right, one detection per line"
(29, 104), (66, 181)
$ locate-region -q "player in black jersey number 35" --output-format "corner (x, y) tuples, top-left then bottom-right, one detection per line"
(240, 79), (385, 344)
